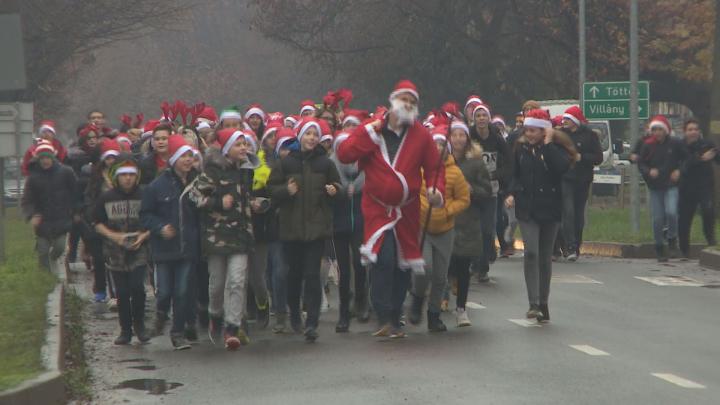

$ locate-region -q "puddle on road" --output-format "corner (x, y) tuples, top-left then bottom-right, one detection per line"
(702, 284), (720, 289)
(117, 358), (153, 363)
(114, 379), (183, 395)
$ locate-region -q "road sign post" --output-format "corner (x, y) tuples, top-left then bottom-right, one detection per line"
(583, 81), (649, 120)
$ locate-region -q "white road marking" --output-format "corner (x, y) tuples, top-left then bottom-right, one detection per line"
(465, 302), (486, 309)
(552, 274), (603, 284)
(635, 276), (705, 287)
(508, 319), (541, 328)
(569, 345), (610, 356)
(651, 373), (706, 389)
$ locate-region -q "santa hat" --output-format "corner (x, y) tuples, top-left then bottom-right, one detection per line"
(112, 158), (140, 179)
(431, 125), (451, 153)
(450, 119), (469, 136)
(196, 121), (212, 131)
(389, 79), (419, 101)
(284, 115), (299, 128)
(218, 107), (243, 124)
(551, 115), (564, 128)
(33, 139), (57, 158)
(216, 128), (244, 156)
(78, 124), (100, 140)
(563, 106), (588, 126)
(523, 109), (552, 129)
(333, 131), (351, 151)
(296, 117), (322, 144)
(423, 113), (436, 129)
(198, 106), (218, 123)
(275, 127), (297, 156)
(472, 103), (492, 118)
(491, 115), (506, 128)
(373, 105), (389, 118)
(37, 120), (56, 137)
(318, 119), (334, 143)
(262, 121), (282, 145)
(299, 100), (316, 115)
(464, 95), (483, 110)
(244, 103), (266, 122)
(241, 130), (259, 153)
(648, 115), (671, 134)
(342, 109), (368, 127)
(142, 120), (161, 140)
(100, 139), (121, 161)
(116, 134), (132, 151)
(167, 135), (193, 166)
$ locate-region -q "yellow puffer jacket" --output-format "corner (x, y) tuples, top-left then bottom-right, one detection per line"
(253, 149), (272, 191)
(420, 155), (470, 235)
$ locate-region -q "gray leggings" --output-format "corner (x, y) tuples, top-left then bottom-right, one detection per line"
(518, 219), (559, 306)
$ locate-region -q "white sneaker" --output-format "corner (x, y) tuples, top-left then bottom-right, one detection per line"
(456, 308), (471, 327)
(107, 298), (119, 312)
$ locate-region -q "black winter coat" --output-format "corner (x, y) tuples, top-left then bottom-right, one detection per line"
(21, 161), (80, 238)
(637, 137), (687, 190)
(681, 138), (719, 192)
(469, 124), (513, 195)
(510, 139), (571, 224)
(561, 125), (603, 183)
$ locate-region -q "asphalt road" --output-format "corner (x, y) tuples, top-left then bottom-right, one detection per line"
(71, 255), (720, 404)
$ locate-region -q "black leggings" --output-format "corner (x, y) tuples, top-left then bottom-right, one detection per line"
(449, 255), (473, 310)
(284, 239), (325, 329)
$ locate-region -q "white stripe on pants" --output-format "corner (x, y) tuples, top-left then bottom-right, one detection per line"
(208, 254), (248, 327)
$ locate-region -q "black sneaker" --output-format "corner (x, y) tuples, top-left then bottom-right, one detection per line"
(655, 244), (668, 263)
(427, 311), (447, 332)
(526, 304), (542, 319)
(335, 311), (350, 333)
(133, 322), (151, 343)
(184, 326), (198, 343)
(538, 304), (550, 323)
(667, 238), (679, 259)
(408, 294), (424, 325)
(114, 331), (132, 345)
(304, 327), (319, 342)
(290, 313), (303, 334)
(354, 298), (370, 323)
(171, 335), (192, 350)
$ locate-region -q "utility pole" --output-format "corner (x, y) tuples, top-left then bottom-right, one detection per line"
(629, 0), (640, 233)
(579, 0), (586, 105)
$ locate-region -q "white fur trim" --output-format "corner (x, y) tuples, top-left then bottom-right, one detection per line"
(100, 150), (120, 161)
(464, 97), (483, 109)
(297, 121), (321, 143)
(219, 110), (243, 122)
(169, 145), (193, 166)
(240, 133), (258, 154)
(320, 134), (334, 143)
(342, 116), (361, 126)
(114, 166), (138, 176)
(261, 126), (278, 144)
(649, 120), (670, 134)
(196, 121), (212, 130)
(244, 107), (265, 121)
(141, 131), (153, 140)
(523, 117), (552, 129)
(300, 105), (316, 115)
(275, 136), (294, 156)
(427, 186), (444, 208)
(333, 133), (350, 151)
(365, 123), (382, 145)
(451, 121), (469, 134)
(222, 130), (244, 156)
(562, 113), (580, 126)
(284, 116), (298, 125)
(38, 125), (56, 135)
(389, 88), (419, 102)
(472, 104), (491, 118)
(359, 207), (403, 264)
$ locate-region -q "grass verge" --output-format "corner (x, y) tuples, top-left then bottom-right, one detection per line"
(0, 209), (56, 391)
(63, 290), (92, 402)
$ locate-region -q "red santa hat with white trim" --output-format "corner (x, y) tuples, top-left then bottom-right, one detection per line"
(464, 95), (483, 111)
(431, 125), (451, 153)
(341, 108), (369, 127)
(284, 114), (299, 128)
(318, 119), (334, 143)
(33, 139), (57, 158)
(100, 138), (121, 161)
(37, 120), (56, 137)
(523, 109), (553, 129)
(167, 135), (194, 166)
(274, 127), (297, 156)
(472, 102), (492, 118)
(648, 115), (671, 134)
(142, 120), (161, 141)
(295, 117), (322, 144)
(262, 120), (283, 146)
(299, 100), (316, 116)
(389, 79), (419, 102)
(562, 106), (588, 126)
(244, 103), (266, 122)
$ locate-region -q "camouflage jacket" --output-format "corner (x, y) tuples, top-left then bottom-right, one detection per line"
(189, 147), (259, 256)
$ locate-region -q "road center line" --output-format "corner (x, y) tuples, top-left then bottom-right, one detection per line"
(569, 345), (610, 356)
(651, 373), (706, 389)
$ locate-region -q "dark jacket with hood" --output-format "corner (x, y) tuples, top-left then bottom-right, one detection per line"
(452, 143), (493, 257)
(561, 124), (603, 183)
(681, 138), (719, 192)
(637, 136), (687, 190)
(268, 145), (341, 242)
(469, 123), (513, 195)
(330, 151), (364, 235)
(21, 159), (80, 238)
(92, 157), (148, 272)
(140, 167), (200, 262)
(188, 147), (259, 256)
(510, 130), (575, 224)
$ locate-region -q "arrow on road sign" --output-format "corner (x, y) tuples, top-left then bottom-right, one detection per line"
(589, 86), (600, 98)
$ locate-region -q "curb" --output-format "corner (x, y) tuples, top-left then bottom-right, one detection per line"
(0, 255), (68, 405)
(580, 242), (705, 259)
(699, 248), (720, 271)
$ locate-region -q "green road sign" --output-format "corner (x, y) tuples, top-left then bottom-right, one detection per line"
(583, 81), (650, 120)
(584, 99), (649, 120)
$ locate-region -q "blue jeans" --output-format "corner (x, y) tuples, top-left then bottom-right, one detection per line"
(155, 260), (195, 336)
(266, 241), (288, 314)
(649, 187), (679, 245)
(370, 230), (411, 328)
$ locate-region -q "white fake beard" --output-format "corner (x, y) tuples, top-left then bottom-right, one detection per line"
(391, 98), (419, 125)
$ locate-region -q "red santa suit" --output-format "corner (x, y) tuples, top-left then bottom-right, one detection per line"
(337, 118), (445, 274)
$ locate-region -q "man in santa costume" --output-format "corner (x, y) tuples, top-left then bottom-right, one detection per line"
(337, 80), (445, 338)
